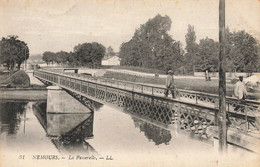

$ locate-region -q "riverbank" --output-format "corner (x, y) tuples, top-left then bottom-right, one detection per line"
(0, 69), (47, 100)
(0, 89), (47, 101)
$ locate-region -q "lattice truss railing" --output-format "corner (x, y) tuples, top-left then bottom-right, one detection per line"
(177, 91), (217, 107)
(67, 90), (95, 112)
(64, 79), (217, 138)
(34, 70), (260, 111)
(33, 70), (260, 135)
(175, 104), (216, 138)
(225, 99), (260, 133)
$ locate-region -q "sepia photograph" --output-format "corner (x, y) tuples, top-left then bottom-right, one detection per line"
(0, 0), (260, 166)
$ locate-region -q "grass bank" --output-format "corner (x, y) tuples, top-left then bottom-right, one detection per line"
(103, 71), (234, 96)
(0, 69), (45, 89)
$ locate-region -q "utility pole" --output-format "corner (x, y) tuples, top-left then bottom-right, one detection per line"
(218, 0), (227, 152)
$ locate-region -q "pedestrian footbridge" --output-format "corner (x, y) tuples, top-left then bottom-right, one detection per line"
(33, 69), (260, 152)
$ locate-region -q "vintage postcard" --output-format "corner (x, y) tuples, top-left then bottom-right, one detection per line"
(0, 0), (260, 167)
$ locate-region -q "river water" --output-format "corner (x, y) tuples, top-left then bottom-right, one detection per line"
(0, 98), (256, 167)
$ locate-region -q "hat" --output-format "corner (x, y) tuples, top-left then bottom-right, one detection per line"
(168, 70), (173, 74)
(239, 76), (243, 81)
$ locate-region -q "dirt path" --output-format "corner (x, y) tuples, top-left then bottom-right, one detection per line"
(26, 71), (45, 85)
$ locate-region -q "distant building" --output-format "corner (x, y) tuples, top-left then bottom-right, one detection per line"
(102, 56), (121, 66)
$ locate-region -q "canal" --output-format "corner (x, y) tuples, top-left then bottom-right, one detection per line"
(0, 93), (256, 167)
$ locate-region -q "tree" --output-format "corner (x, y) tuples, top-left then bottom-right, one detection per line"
(182, 28), (260, 74)
(0, 35), (29, 72)
(104, 46), (116, 59)
(55, 51), (69, 65)
(225, 30), (259, 73)
(119, 14), (183, 71)
(196, 37), (219, 72)
(185, 25), (197, 53)
(119, 40), (143, 66)
(74, 42), (105, 68)
(42, 51), (55, 65)
(16, 41), (29, 69)
(67, 52), (78, 67)
(91, 42), (106, 68)
(257, 45), (260, 72)
(184, 25), (199, 73)
(42, 42), (105, 68)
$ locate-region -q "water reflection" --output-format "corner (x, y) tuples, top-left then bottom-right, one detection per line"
(51, 137), (96, 155)
(132, 117), (172, 145)
(0, 95), (214, 161)
(0, 101), (28, 135)
(33, 101), (96, 155)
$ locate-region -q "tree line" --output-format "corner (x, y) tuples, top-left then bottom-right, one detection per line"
(119, 14), (183, 72)
(184, 25), (260, 73)
(1, 14), (259, 74)
(42, 42), (106, 68)
(119, 14), (260, 74)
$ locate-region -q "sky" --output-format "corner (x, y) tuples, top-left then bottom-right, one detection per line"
(0, 0), (259, 55)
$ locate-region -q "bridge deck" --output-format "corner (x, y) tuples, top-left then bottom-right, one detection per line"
(33, 70), (260, 137)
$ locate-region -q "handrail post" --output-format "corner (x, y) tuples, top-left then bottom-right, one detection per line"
(177, 103), (181, 129)
(105, 87), (107, 102)
(245, 106), (248, 132)
(227, 101), (230, 112)
(86, 83), (89, 95)
(131, 92), (135, 109)
(116, 89), (119, 106)
(80, 81), (82, 92)
(58, 75), (60, 85)
(95, 84), (97, 98)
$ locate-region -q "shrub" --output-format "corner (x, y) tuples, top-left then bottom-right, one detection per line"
(1, 70), (30, 87)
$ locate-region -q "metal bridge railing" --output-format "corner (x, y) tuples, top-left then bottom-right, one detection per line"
(39, 69), (259, 108)
(33, 69), (260, 135)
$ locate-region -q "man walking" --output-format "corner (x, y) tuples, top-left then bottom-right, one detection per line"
(234, 76), (247, 112)
(165, 70), (175, 98)
(234, 76), (247, 100)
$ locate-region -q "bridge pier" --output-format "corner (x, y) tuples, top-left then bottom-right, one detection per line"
(47, 86), (62, 113)
(46, 86), (94, 137)
(47, 86), (93, 114)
